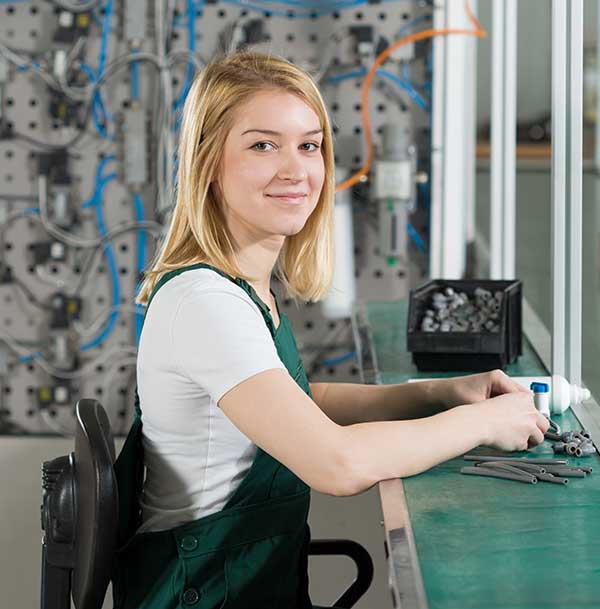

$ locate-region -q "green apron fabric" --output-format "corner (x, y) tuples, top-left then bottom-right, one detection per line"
(112, 263), (314, 609)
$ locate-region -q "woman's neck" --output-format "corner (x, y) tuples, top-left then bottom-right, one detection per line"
(231, 231), (284, 298)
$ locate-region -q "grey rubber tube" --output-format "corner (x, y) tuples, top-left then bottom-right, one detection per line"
(545, 431), (562, 441)
(547, 418), (561, 434)
(475, 462), (540, 477)
(542, 466), (587, 478)
(536, 473), (569, 485)
(461, 466), (537, 484)
(485, 462), (547, 474)
(464, 455), (569, 465)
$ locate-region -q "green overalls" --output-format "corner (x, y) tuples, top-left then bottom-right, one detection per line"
(113, 263), (314, 609)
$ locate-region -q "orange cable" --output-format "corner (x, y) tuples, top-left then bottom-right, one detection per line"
(335, 1), (486, 193)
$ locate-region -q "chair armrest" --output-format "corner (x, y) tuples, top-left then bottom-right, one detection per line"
(309, 539), (374, 608)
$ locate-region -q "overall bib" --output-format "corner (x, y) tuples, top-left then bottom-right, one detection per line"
(113, 263), (314, 609)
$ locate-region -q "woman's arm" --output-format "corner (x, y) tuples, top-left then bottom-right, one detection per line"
(219, 369), (528, 496)
(309, 380), (450, 426)
(309, 371), (530, 426)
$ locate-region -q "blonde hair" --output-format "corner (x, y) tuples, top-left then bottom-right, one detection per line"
(136, 50), (336, 306)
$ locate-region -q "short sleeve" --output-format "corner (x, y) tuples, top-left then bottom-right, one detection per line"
(171, 286), (286, 403)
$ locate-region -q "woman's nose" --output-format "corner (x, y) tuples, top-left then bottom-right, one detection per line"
(277, 150), (308, 181)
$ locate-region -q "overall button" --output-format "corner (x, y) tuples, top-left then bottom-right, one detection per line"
(180, 535), (198, 552)
(183, 588), (200, 605)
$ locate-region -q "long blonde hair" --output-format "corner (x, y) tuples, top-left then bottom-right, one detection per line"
(137, 50), (336, 306)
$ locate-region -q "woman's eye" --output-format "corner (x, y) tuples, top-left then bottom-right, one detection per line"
(251, 142), (275, 151)
(251, 142), (320, 152)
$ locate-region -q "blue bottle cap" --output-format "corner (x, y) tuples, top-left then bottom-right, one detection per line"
(530, 382), (550, 393)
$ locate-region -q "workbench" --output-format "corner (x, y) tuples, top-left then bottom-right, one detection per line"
(353, 300), (600, 609)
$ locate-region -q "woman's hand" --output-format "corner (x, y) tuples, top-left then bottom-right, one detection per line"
(434, 369), (530, 410)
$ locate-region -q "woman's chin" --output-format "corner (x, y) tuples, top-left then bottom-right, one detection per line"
(282, 219), (310, 236)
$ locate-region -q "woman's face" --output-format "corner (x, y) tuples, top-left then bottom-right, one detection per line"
(217, 89), (326, 243)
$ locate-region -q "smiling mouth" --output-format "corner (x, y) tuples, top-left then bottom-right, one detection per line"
(266, 194), (307, 204)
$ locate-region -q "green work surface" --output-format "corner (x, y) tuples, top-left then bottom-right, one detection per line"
(365, 300), (600, 609)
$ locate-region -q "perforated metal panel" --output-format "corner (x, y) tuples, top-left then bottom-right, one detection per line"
(0, 0), (431, 435)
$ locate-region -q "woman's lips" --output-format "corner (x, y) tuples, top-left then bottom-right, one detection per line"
(266, 194), (307, 204)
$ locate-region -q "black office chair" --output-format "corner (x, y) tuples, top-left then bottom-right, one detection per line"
(40, 399), (374, 609)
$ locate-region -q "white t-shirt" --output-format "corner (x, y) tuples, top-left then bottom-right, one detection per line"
(135, 268), (286, 533)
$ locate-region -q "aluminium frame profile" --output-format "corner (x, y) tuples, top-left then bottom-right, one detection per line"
(430, 0), (475, 279)
(489, 0), (517, 280)
(551, 0), (583, 387)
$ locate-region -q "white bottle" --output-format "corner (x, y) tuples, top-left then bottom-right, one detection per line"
(512, 375), (591, 414)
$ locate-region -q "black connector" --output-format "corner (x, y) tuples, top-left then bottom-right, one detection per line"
(49, 293), (82, 329)
(37, 151), (66, 177)
(375, 36), (389, 57)
(31, 242), (52, 266)
(31, 241), (67, 266)
(37, 149), (71, 184)
(349, 25), (374, 44)
(53, 11), (91, 44)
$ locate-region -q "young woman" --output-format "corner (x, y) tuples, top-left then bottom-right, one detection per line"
(113, 50), (549, 609)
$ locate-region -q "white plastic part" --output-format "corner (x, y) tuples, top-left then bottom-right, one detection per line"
(512, 375), (591, 414)
(321, 168), (356, 320)
(374, 159), (412, 200)
(532, 389), (551, 418)
(50, 241), (65, 260)
(53, 49), (67, 80)
(58, 11), (74, 28)
(54, 385), (69, 404)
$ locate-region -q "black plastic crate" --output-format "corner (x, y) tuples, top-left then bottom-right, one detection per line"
(407, 279), (523, 372)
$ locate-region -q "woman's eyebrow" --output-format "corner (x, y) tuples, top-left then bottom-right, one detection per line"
(240, 128), (323, 136)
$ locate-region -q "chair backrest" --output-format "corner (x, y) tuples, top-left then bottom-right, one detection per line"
(40, 401), (374, 609)
(41, 399), (118, 609)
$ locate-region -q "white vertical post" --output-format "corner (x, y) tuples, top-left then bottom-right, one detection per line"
(490, 0), (517, 280)
(430, 2), (445, 278)
(552, 0), (567, 378)
(566, 1), (583, 386)
(552, 0), (583, 385)
(430, 1), (471, 279)
(595, 5), (600, 172)
(465, 0), (478, 248)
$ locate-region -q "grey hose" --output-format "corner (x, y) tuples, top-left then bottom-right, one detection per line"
(536, 473), (569, 485)
(476, 461), (546, 475)
(464, 455), (569, 465)
(461, 466), (537, 484)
